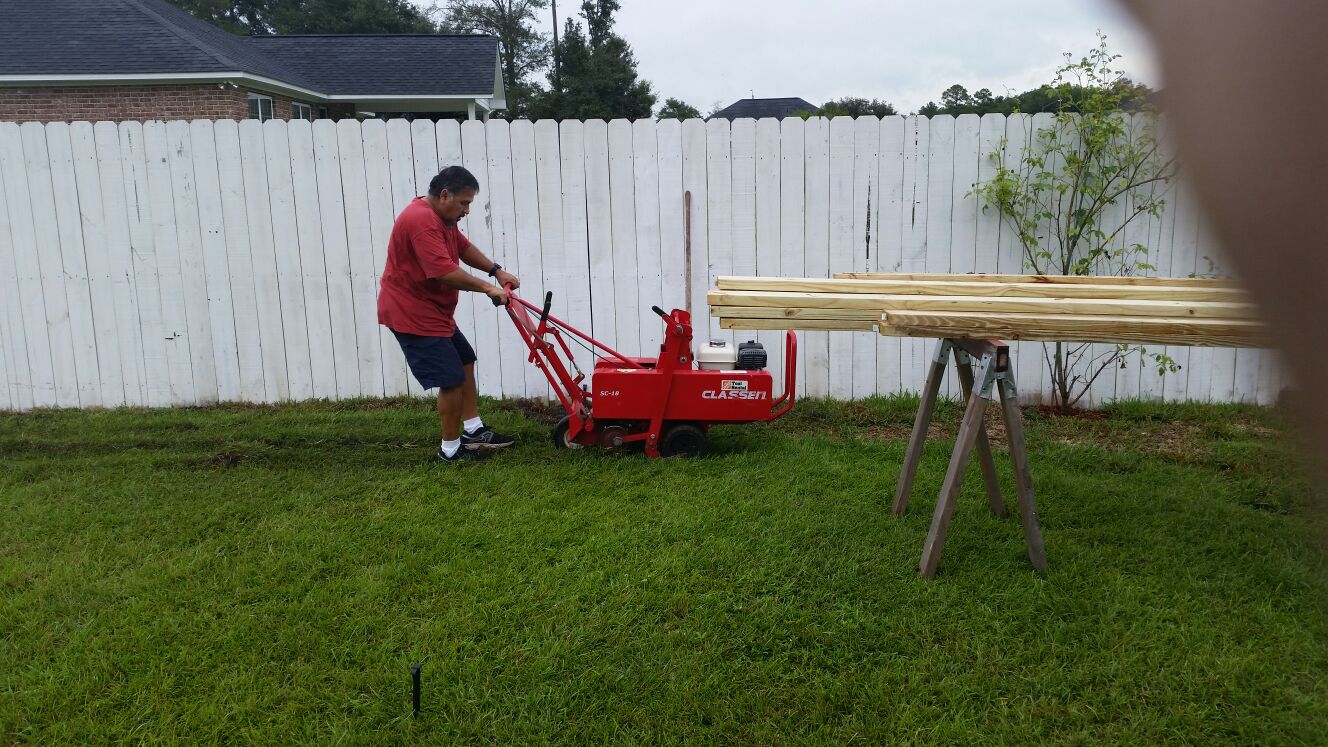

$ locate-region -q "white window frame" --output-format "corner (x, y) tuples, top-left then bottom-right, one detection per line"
(292, 102), (312, 120)
(247, 93), (273, 122)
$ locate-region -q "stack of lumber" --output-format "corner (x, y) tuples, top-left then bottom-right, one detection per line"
(709, 273), (1268, 347)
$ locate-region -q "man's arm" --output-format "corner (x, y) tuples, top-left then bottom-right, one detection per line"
(434, 268), (508, 305)
(460, 242), (520, 289)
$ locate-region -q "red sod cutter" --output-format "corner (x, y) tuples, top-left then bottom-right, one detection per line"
(501, 289), (797, 458)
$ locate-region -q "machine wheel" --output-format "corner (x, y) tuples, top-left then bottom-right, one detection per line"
(551, 416), (585, 450)
(659, 423), (707, 458)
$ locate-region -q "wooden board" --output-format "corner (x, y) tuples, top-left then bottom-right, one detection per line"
(879, 311), (1267, 347)
(708, 289), (1255, 320)
(722, 318), (877, 332)
(710, 305), (881, 320)
(834, 271), (1236, 287)
(716, 276), (1249, 302)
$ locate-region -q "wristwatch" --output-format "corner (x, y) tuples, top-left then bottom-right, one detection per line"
(487, 262), (502, 277)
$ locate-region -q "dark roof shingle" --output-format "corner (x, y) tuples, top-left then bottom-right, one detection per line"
(0, 0), (497, 97)
(250, 36), (496, 96)
(710, 97), (817, 121)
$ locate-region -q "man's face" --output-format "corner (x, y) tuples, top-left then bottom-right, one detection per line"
(435, 187), (476, 224)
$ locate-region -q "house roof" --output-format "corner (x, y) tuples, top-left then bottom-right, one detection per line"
(710, 97), (817, 120)
(0, 0), (500, 100)
(250, 36), (497, 96)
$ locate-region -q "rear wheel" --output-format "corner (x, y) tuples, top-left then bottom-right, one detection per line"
(551, 416), (585, 450)
(659, 423), (707, 458)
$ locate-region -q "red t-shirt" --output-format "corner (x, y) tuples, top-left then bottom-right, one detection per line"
(377, 197), (469, 336)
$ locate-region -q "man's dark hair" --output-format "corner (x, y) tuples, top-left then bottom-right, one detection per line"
(428, 166), (480, 198)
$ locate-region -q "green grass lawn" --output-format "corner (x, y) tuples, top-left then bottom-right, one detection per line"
(2, 396), (1326, 743)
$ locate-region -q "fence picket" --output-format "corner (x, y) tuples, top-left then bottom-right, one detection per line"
(312, 120), (360, 399)
(188, 120), (242, 404)
(875, 116), (906, 397)
(509, 120), (550, 396)
(633, 119), (665, 349)
(608, 120), (639, 352)
(0, 130), (34, 410)
(754, 117), (784, 389)
(850, 115), (880, 398)
(263, 120), (314, 401)
(826, 117), (855, 399)
(214, 120), (266, 403)
(802, 117), (831, 398)
(656, 120), (687, 317)
(778, 117), (808, 398)
(69, 122), (126, 406)
(337, 119), (384, 398)
(238, 119), (289, 402)
(483, 120), (528, 398)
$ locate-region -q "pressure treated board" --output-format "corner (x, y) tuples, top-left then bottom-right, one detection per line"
(834, 271), (1235, 287)
(707, 289), (1256, 320)
(722, 318), (877, 332)
(717, 276), (1249, 302)
(879, 311), (1267, 347)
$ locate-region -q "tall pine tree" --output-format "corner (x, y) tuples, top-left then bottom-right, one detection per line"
(530, 0), (655, 120)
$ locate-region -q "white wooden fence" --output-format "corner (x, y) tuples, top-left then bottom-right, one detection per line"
(0, 115), (1283, 412)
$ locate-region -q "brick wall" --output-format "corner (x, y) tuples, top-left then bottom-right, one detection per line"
(0, 83), (348, 123)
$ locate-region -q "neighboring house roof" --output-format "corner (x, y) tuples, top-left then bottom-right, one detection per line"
(0, 0), (503, 106)
(251, 36), (497, 97)
(710, 97), (817, 120)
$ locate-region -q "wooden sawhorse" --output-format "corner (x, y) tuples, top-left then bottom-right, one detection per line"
(892, 338), (1048, 578)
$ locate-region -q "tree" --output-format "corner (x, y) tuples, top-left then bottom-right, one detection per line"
(274, 0), (437, 33)
(972, 34), (1179, 409)
(817, 97), (897, 118)
(529, 0), (656, 120)
(656, 98), (700, 121)
(918, 77), (1154, 117)
(443, 0), (551, 117)
(167, 0), (436, 34)
(940, 84), (972, 112)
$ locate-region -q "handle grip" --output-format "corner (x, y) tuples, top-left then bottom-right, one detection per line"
(651, 305), (668, 321)
(540, 291), (553, 327)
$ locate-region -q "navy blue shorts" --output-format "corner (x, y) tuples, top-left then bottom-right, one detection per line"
(391, 329), (477, 390)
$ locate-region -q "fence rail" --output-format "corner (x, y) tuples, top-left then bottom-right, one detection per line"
(0, 115), (1283, 412)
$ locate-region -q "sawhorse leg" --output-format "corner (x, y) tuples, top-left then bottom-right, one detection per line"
(893, 342), (1006, 519)
(954, 349), (1008, 519)
(892, 340), (951, 516)
(998, 375), (1047, 573)
(913, 340), (1047, 578)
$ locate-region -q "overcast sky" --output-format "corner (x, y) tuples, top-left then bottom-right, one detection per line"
(491, 0), (1159, 114)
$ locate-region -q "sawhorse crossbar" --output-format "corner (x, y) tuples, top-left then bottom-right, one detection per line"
(892, 338), (1048, 578)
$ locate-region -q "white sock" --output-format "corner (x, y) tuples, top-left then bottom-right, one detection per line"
(441, 438), (461, 457)
(463, 416), (484, 434)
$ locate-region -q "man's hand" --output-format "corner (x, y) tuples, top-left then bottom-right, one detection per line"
(494, 269), (520, 290)
(486, 284), (510, 306)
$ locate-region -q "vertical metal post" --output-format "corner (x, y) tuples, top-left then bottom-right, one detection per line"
(411, 663), (422, 718)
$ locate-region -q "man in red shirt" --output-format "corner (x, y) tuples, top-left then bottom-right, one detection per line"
(378, 166), (521, 463)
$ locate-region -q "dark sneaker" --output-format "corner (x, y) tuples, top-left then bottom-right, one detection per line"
(436, 446), (488, 463)
(461, 426), (516, 450)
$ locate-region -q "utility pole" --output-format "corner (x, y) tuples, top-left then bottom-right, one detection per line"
(551, 0), (561, 91)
